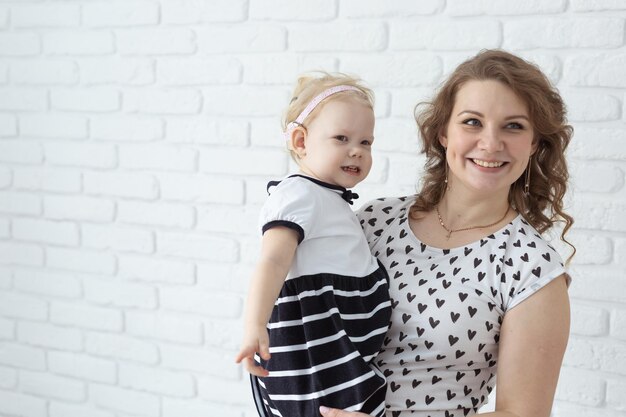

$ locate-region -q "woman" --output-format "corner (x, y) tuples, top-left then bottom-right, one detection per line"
(320, 49), (574, 417)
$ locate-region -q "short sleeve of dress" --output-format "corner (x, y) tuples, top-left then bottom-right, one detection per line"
(503, 221), (568, 311)
(259, 179), (317, 244)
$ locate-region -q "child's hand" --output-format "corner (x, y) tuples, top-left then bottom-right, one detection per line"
(234, 326), (271, 377)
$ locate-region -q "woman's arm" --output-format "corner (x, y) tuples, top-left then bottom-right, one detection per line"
(235, 227), (299, 376)
(481, 274), (570, 417)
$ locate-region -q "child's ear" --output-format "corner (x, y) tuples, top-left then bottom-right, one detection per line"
(289, 127), (307, 158)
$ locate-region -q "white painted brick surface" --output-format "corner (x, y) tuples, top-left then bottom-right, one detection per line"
(0, 2), (624, 416)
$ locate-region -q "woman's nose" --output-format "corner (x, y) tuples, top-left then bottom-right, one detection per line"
(478, 126), (503, 153)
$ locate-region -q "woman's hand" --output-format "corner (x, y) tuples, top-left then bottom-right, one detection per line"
(319, 406), (372, 417)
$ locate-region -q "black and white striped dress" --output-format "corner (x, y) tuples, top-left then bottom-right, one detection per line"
(251, 175), (391, 417)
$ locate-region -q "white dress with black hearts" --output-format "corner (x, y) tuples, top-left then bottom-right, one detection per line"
(250, 175), (392, 417)
(357, 196), (568, 417)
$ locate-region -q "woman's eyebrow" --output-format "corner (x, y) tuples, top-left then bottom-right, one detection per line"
(456, 110), (529, 121)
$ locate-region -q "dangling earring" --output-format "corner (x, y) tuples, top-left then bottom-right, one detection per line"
(523, 157), (531, 196)
(444, 163), (450, 190)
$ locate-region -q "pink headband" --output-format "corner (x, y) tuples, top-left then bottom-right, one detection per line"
(284, 85), (362, 141)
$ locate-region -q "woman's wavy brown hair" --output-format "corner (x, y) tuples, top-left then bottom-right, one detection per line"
(412, 49), (575, 261)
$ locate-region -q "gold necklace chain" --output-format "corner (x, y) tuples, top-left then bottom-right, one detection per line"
(435, 205), (510, 240)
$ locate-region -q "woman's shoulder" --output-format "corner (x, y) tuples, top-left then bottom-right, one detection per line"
(356, 195), (416, 220)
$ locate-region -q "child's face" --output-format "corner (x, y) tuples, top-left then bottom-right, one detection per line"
(296, 97), (375, 189)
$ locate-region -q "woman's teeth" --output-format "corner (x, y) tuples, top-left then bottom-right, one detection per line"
(473, 159), (504, 168)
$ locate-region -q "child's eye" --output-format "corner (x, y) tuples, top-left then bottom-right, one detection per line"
(462, 118), (481, 127)
(361, 139), (372, 146)
(334, 135), (349, 142)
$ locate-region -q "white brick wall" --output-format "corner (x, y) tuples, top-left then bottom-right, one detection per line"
(0, 2), (624, 417)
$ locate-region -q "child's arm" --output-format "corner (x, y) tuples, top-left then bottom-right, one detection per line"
(235, 226), (299, 377)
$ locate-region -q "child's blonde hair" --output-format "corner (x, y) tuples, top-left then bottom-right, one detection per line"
(283, 72), (375, 160)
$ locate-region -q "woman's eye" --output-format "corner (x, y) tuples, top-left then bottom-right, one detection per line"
(462, 118), (481, 127)
(506, 122), (524, 129)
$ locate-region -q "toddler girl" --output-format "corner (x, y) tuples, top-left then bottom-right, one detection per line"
(235, 73), (391, 417)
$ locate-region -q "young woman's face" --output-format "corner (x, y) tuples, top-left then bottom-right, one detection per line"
(296, 97), (375, 189)
(440, 79), (536, 199)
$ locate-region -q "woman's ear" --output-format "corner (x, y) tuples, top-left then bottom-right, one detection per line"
(531, 136), (540, 155)
(289, 127), (307, 159)
(438, 130), (448, 148)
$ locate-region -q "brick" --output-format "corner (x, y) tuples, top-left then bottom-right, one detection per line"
(446, 0), (566, 15)
(606, 379), (626, 410)
(571, 0), (626, 11)
(197, 206), (256, 235)
(85, 332), (158, 364)
(84, 1), (159, 27)
(91, 383), (160, 417)
(160, 287), (241, 318)
(0, 241), (44, 266)
(162, 0), (246, 23)
(14, 269), (81, 299)
(119, 254), (195, 284)
(118, 201), (195, 228)
(200, 148), (287, 175)
(52, 87), (120, 112)
(245, 178), (273, 205)
(566, 230), (612, 265)
(198, 375), (251, 405)
(157, 231), (239, 262)
(570, 127), (626, 160)
(0, 366), (16, 388)
(0, 343), (46, 371)
(18, 321), (82, 351)
(571, 196), (626, 232)
(341, 0), (440, 16)
(290, 22), (385, 52)
(564, 53), (626, 88)
(517, 52), (562, 84)
(120, 144), (196, 171)
(12, 218), (79, 246)
(391, 21), (501, 50)
(12, 3), (80, 27)
(161, 345), (238, 378)
(120, 363), (195, 396)
(249, 118), (282, 148)
(45, 142), (116, 168)
(13, 167), (81, 193)
(49, 351), (116, 383)
(504, 18), (624, 49)
(242, 54), (337, 85)
(126, 311), (203, 344)
(84, 171), (157, 200)
(158, 57), (241, 85)
(555, 367), (605, 406)
(553, 402), (624, 417)
(45, 195), (114, 222)
(205, 319), (241, 350)
(341, 54), (442, 86)
(570, 160), (623, 193)
(569, 267), (626, 304)
(0, 88), (47, 111)
(163, 398), (242, 417)
(0, 114), (17, 136)
(0, 218), (7, 238)
(47, 247), (117, 275)
(0, 33), (40, 56)
(21, 113), (87, 139)
(251, 0), (336, 20)
(166, 117), (248, 145)
(373, 118), (420, 153)
(570, 302), (609, 337)
(612, 308), (626, 342)
(80, 57), (154, 85)
(11, 59), (78, 85)
(124, 88), (202, 114)
(91, 115), (163, 141)
(197, 25), (286, 53)
(51, 301), (122, 331)
(0, 167), (10, 188)
(0, 292), (48, 320)
(84, 277), (157, 309)
(50, 402), (116, 417)
(118, 28), (195, 55)
(158, 173), (244, 204)
(562, 91), (621, 122)
(0, 140), (43, 164)
(0, 7), (7, 29)
(204, 86), (287, 116)
(0, 317), (14, 339)
(0, 266), (12, 289)
(0, 391), (46, 417)
(44, 30), (115, 55)
(83, 223), (154, 254)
